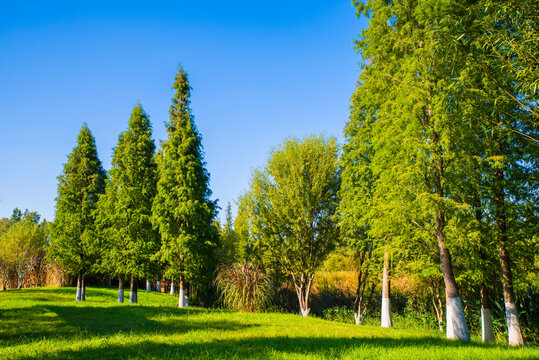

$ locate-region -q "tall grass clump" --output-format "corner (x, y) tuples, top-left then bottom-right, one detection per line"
(215, 262), (272, 312)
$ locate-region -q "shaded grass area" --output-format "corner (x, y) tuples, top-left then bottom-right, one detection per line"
(0, 287), (537, 359)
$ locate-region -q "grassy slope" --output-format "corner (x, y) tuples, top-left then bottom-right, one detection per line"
(0, 287), (536, 360)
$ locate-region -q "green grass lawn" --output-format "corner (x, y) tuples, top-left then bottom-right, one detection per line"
(0, 287), (536, 359)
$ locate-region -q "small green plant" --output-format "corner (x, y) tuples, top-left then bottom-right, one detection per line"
(215, 262), (272, 312)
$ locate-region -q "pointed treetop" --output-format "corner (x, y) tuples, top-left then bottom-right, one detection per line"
(169, 64), (195, 132)
(128, 103), (152, 133)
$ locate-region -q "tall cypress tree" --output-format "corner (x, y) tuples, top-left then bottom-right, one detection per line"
(96, 104), (159, 304)
(49, 124), (106, 301)
(152, 65), (219, 307)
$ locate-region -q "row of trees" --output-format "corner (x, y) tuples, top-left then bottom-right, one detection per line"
(48, 65), (219, 305)
(229, 0), (538, 347)
(339, 0), (538, 346)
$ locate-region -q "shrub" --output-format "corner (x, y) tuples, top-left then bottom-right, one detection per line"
(215, 262), (272, 312)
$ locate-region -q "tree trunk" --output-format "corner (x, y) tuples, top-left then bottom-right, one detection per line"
(178, 275), (187, 307)
(185, 282), (190, 307)
(293, 273), (313, 317)
(17, 269), (23, 290)
(495, 167), (524, 346)
(481, 284), (495, 342)
(81, 276), (86, 301)
(1, 266), (6, 290)
(129, 277), (138, 304)
(118, 274), (125, 303)
(353, 248), (372, 325)
(430, 283), (444, 332)
(156, 280), (161, 293)
(76, 272), (82, 301)
(170, 280), (175, 295)
(437, 215), (469, 341)
(474, 200), (495, 342)
(381, 251), (392, 328)
(146, 279), (151, 292)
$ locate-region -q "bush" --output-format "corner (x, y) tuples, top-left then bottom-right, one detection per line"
(215, 262), (272, 312)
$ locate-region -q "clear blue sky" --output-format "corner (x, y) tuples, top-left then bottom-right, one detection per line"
(0, 1), (366, 223)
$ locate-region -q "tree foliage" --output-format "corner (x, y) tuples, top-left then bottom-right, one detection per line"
(96, 104), (160, 284)
(152, 65), (219, 292)
(48, 124), (106, 281)
(239, 135), (340, 316)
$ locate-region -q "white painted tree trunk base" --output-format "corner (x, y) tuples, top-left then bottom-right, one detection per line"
(156, 281), (161, 293)
(179, 289), (187, 307)
(76, 286), (82, 301)
(146, 280), (151, 292)
(354, 312), (361, 325)
(170, 282), (175, 295)
(505, 302), (524, 346)
(446, 296), (470, 341)
(381, 297), (392, 328)
(118, 288), (124, 303)
(130, 290), (138, 304)
(481, 308), (495, 342)
(300, 308), (310, 317)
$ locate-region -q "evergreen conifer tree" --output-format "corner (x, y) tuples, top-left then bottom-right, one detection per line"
(152, 65), (219, 307)
(96, 104), (159, 304)
(49, 124), (106, 301)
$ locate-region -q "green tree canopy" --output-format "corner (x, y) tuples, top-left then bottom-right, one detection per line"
(152, 65), (219, 304)
(96, 104), (160, 297)
(239, 135), (340, 316)
(49, 124), (106, 300)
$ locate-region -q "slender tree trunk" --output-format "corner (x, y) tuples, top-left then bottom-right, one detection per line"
(293, 273), (313, 317)
(170, 280), (175, 295)
(17, 268), (23, 290)
(185, 282), (190, 307)
(76, 272), (82, 301)
(381, 251), (392, 328)
(353, 249), (372, 325)
(495, 167), (524, 346)
(118, 274), (125, 303)
(354, 256), (365, 325)
(146, 279), (151, 292)
(473, 200), (495, 342)
(430, 122), (469, 341)
(434, 201), (469, 341)
(430, 283), (444, 332)
(129, 277), (138, 304)
(438, 233), (469, 340)
(156, 280), (161, 293)
(1, 267), (6, 291)
(179, 275), (186, 307)
(81, 276), (86, 301)
(480, 284), (495, 342)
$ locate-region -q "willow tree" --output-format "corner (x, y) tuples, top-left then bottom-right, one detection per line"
(96, 104), (159, 304)
(49, 124), (106, 301)
(240, 135), (340, 316)
(152, 65), (219, 307)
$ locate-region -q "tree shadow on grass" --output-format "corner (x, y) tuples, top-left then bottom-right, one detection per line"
(0, 304), (255, 347)
(15, 335), (533, 360)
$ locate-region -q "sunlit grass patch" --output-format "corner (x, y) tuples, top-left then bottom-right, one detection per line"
(0, 287), (537, 359)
